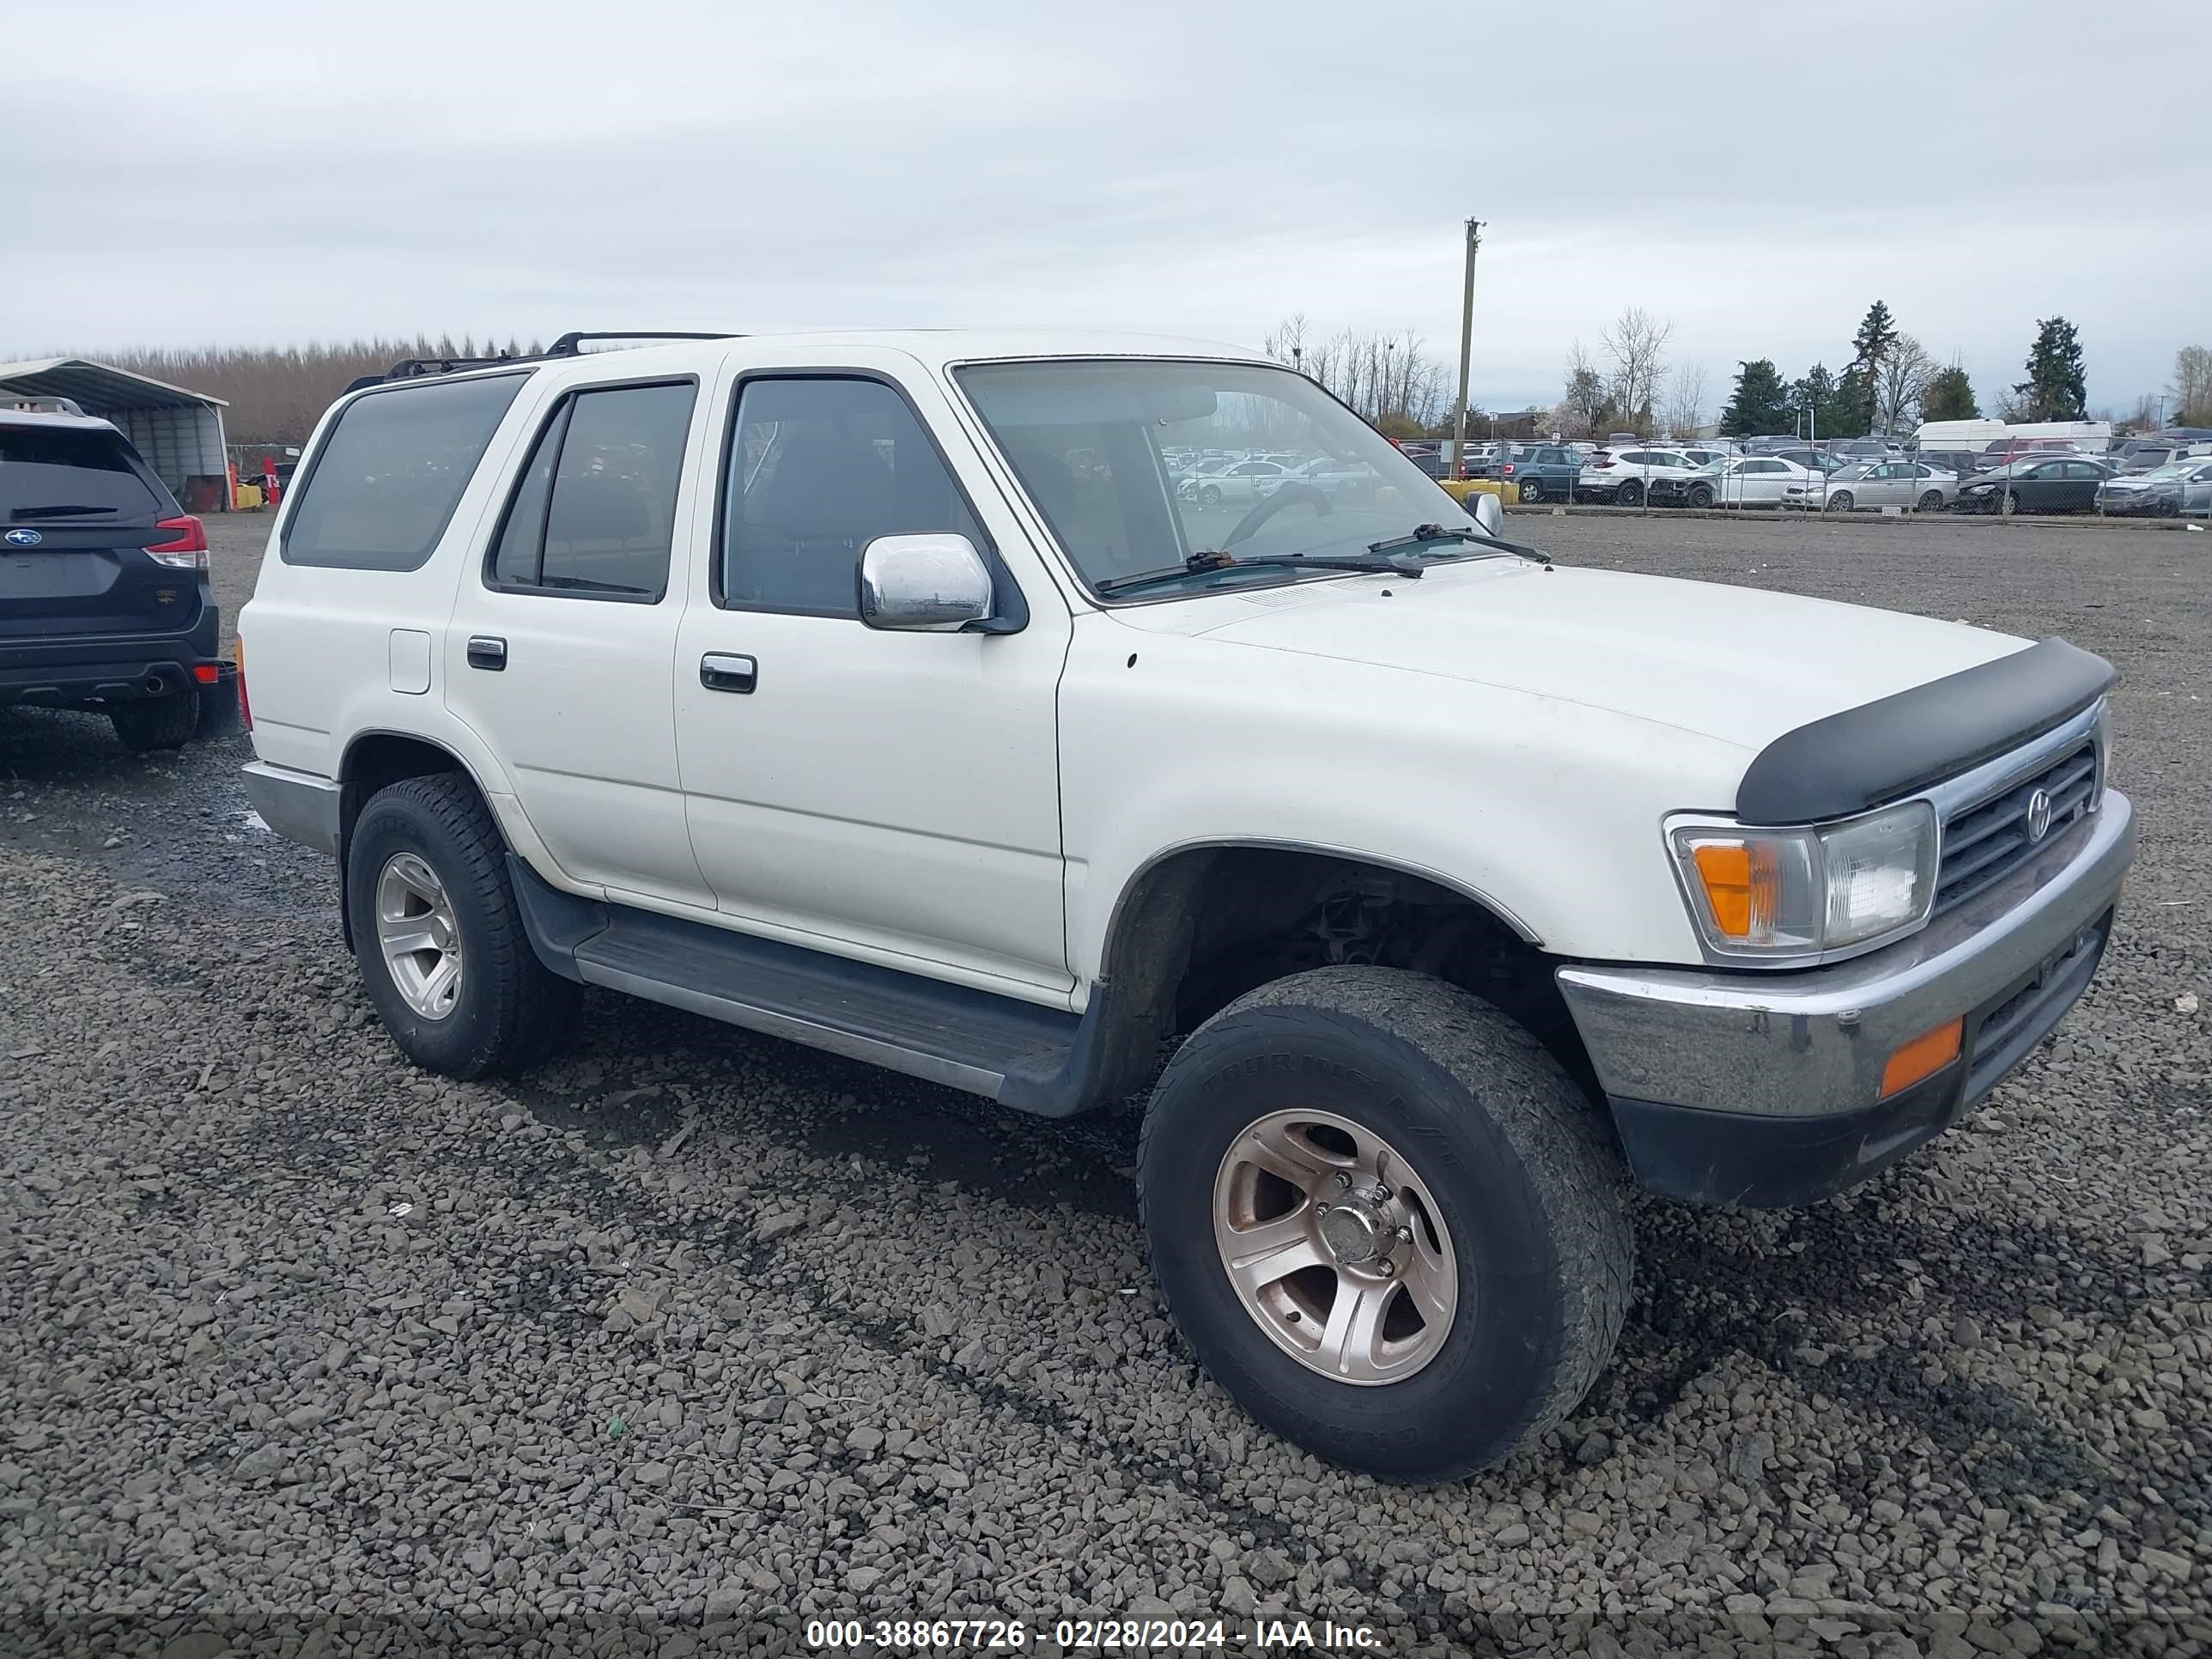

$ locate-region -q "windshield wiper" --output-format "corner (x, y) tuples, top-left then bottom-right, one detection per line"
(1366, 522), (1550, 566)
(1096, 549), (1427, 598)
(9, 504), (122, 521)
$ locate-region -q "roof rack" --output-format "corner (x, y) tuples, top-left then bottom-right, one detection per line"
(343, 331), (741, 394)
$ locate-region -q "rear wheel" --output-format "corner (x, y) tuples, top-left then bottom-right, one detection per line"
(1516, 477), (1543, 504)
(1616, 480), (1644, 507)
(1917, 490), (1944, 513)
(1137, 967), (1633, 1482)
(345, 774), (580, 1079)
(110, 690), (199, 752)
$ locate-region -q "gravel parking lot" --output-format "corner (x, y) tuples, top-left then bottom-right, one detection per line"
(3, 511), (2206, 1658)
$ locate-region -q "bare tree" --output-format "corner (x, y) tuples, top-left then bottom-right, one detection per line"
(82, 336), (544, 446)
(1874, 334), (1938, 434)
(1598, 307), (1674, 429)
(1662, 362), (1708, 440)
(2171, 344), (2212, 425)
(1262, 313), (1313, 374)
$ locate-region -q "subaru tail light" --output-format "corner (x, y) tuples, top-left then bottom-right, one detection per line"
(146, 515), (210, 570)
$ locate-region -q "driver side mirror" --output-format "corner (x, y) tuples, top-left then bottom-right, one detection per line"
(858, 534), (994, 632)
(1470, 491), (1505, 538)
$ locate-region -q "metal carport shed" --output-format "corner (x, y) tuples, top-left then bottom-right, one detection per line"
(0, 357), (231, 513)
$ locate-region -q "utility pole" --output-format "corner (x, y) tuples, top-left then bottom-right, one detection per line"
(1452, 218), (1483, 478)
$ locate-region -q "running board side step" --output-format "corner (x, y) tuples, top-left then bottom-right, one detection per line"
(507, 856), (1091, 1107)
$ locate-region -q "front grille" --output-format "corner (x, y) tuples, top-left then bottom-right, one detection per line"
(1933, 739), (2099, 915)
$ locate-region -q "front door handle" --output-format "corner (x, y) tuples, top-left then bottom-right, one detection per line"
(466, 635), (507, 672)
(700, 653), (757, 694)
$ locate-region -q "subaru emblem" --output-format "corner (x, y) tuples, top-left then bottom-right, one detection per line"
(2024, 787), (2053, 844)
(3, 528), (42, 547)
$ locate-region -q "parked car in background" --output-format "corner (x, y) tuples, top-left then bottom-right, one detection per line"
(1829, 439), (1904, 465)
(1682, 455), (1820, 508)
(1955, 456), (2113, 514)
(1824, 462), (1960, 513)
(1277, 456), (1384, 501)
(1577, 448), (1705, 506)
(1917, 449), (1985, 480)
(2112, 443), (2204, 473)
(1498, 444), (1585, 503)
(2097, 458), (2212, 516)
(1, 409), (236, 750)
(1771, 447), (1855, 477)
(1179, 459), (1293, 505)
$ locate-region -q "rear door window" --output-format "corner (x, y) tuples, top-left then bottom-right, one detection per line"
(2, 424), (170, 524)
(489, 381), (696, 601)
(283, 372), (528, 570)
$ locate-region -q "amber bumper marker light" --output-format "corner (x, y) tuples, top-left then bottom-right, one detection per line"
(1881, 1017), (1962, 1099)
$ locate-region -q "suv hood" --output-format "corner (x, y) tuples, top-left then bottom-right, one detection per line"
(1113, 560), (2025, 756)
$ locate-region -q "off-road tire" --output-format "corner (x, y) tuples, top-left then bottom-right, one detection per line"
(1136, 966), (1633, 1483)
(110, 690), (200, 752)
(346, 774), (580, 1079)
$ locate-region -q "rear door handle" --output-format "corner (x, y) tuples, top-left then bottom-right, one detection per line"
(466, 635), (507, 672)
(700, 653), (757, 694)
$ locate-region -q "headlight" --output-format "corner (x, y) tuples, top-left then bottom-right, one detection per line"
(1668, 799), (1937, 960)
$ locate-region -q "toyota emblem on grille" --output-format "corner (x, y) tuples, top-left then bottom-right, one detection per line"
(2024, 787), (2054, 843)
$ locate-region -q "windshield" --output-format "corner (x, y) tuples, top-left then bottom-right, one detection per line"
(2142, 463), (2192, 480)
(955, 358), (1482, 599)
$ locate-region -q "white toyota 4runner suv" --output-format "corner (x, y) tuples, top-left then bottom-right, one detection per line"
(239, 331), (2133, 1482)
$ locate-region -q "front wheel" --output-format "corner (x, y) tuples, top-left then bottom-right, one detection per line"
(2001, 489), (2024, 515)
(1686, 483), (1714, 507)
(1199, 484), (1222, 507)
(346, 775), (580, 1079)
(1136, 968), (1633, 1483)
(1517, 477), (1543, 504)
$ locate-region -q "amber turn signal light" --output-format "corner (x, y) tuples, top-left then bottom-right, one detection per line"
(1880, 1017), (1962, 1099)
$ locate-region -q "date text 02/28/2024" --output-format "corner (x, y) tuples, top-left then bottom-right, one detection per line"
(804, 1617), (1386, 1650)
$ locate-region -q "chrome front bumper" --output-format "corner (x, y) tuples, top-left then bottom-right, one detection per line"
(241, 760), (343, 857)
(1557, 790), (2133, 1204)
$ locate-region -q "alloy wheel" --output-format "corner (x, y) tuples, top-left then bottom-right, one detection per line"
(375, 852), (464, 1020)
(1212, 1108), (1458, 1385)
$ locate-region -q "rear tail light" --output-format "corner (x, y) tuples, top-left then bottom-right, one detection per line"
(235, 635), (252, 733)
(1502, 463), (1517, 476)
(147, 514), (210, 570)
(1591, 458), (1615, 469)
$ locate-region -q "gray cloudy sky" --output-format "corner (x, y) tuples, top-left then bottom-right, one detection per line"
(9, 0), (2203, 417)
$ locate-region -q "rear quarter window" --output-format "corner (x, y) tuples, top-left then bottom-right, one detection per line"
(2, 424), (170, 523)
(283, 373), (529, 570)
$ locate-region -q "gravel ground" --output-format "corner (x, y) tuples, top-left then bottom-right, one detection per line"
(1, 512), (2205, 1657)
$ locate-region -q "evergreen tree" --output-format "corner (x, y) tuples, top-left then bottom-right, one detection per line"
(1847, 301), (1899, 431)
(1718, 359), (1792, 435)
(1834, 366), (1874, 438)
(2014, 318), (2087, 421)
(1789, 362), (1853, 438)
(1921, 366), (1978, 422)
